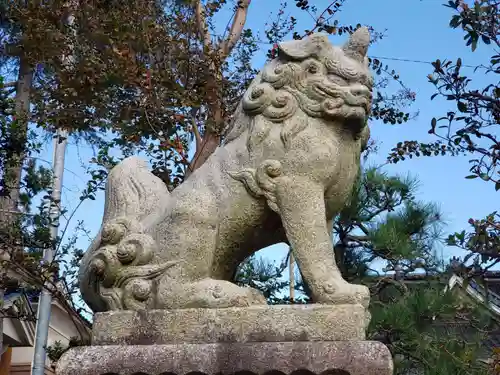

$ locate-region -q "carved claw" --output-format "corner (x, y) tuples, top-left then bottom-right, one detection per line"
(315, 279), (370, 309)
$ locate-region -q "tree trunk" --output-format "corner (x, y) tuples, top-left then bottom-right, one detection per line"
(31, 132), (67, 375)
(187, 68), (223, 175)
(334, 243), (348, 279)
(0, 289), (3, 358)
(0, 57), (33, 228)
(188, 0), (250, 176)
(189, 131), (220, 172)
(0, 55), (33, 371)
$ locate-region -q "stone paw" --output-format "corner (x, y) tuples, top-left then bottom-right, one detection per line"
(315, 279), (370, 308)
(157, 278), (267, 309)
(228, 286), (267, 307)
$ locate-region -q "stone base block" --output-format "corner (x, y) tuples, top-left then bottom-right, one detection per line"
(92, 304), (369, 345)
(57, 341), (393, 375)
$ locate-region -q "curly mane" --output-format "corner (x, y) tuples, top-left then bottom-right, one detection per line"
(224, 30), (373, 154)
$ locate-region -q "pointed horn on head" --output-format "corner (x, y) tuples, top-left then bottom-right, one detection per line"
(343, 27), (370, 62)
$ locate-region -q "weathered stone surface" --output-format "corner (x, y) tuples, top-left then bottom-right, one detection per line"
(57, 341), (393, 375)
(92, 304), (370, 345)
(79, 28), (374, 313)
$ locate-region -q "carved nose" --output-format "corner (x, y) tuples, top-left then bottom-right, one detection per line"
(350, 85), (371, 99)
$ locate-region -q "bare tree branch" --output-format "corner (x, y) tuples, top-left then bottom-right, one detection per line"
(218, 0), (250, 58)
(2, 81), (17, 88)
(195, 0), (212, 48)
(191, 113), (202, 152)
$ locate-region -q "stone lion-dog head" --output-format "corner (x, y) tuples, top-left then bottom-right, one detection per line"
(225, 27), (373, 152)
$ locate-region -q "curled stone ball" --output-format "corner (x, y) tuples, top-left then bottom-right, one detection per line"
(323, 283), (335, 294)
(117, 242), (137, 264)
(265, 161), (282, 178)
(324, 99), (335, 110)
(131, 279), (151, 301)
(251, 87), (264, 99)
(274, 95), (288, 107)
(212, 285), (223, 299)
(102, 223), (126, 245)
(90, 259), (106, 277)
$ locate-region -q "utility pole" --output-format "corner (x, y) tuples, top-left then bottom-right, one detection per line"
(289, 252), (295, 303)
(30, 131), (67, 375)
(30, 1), (75, 373)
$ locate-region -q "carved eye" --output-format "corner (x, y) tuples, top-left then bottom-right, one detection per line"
(308, 64), (319, 74)
(328, 75), (349, 86)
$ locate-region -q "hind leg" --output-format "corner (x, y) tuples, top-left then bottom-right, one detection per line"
(154, 230), (266, 309)
(153, 206), (266, 308)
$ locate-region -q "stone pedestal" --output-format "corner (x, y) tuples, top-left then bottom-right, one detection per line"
(91, 304), (370, 344)
(58, 341), (393, 375)
(56, 305), (393, 375)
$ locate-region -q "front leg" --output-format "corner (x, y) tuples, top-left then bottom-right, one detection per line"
(275, 176), (369, 307)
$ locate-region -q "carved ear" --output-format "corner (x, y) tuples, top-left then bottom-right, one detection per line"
(360, 123), (371, 152)
(342, 27), (370, 63)
(278, 33), (330, 60)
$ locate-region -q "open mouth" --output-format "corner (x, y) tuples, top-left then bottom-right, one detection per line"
(313, 83), (371, 114)
(350, 99), (370, 114)
(344, 93), (371, 114)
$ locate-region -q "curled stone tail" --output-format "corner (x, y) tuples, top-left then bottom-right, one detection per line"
(79, 156), (172, 312)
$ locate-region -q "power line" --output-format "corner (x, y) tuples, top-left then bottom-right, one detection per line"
(237, 35), (478, 68)
(369, 55), (477, 69)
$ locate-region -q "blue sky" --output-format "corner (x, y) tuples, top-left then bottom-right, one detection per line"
(33, 0), (496, 280)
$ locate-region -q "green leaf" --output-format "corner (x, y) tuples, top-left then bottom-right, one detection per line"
(495, 182), (500, 191)
(446, 235), (457, 246)
(449, 15), (461, 28)
(471, 38), (478, 52)
(457, 101), (467, 112)
(465, 175), (478, 179)
(431, 117), (437, 129)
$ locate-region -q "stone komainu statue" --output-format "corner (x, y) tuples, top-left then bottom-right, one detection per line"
(79, 28), (374, 312)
